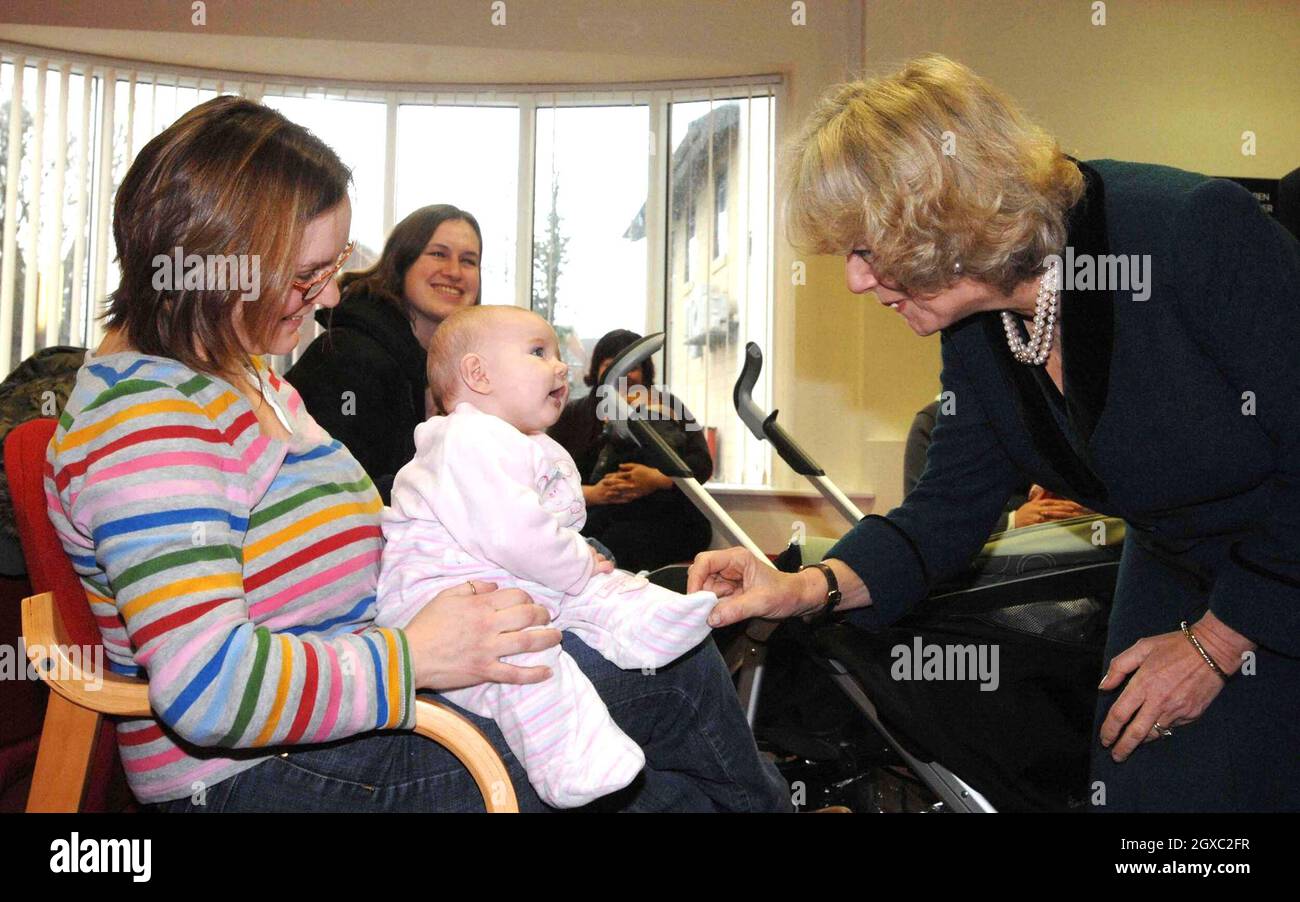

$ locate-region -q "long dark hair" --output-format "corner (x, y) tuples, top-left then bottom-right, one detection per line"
(339, 204), (483, 314)
(106, 96), (350, 376)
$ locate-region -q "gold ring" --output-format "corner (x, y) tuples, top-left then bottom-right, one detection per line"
(1151, 721), (1173, 738)
(468, 581), (476, 594)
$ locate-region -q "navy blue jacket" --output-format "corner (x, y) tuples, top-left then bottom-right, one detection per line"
(832, 159), (1299, 656)
(827, 159), (1300, 809)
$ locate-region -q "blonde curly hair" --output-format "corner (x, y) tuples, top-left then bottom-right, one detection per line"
(781, 54), (1084, 296)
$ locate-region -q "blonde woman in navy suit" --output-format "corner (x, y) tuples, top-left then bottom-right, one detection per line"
(689, 55), (1300, 812)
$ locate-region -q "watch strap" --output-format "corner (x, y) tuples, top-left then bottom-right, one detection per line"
(800, 562), (842, 623)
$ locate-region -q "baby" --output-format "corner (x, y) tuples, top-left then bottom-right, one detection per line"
(377, 305), (717, 808)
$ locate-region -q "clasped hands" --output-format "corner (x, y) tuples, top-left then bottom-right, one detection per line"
(587, 463), (673, 504)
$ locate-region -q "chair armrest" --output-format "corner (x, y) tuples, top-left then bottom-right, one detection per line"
(21, 592), (149, 716)
(22, 592), (519, 812)
(414, 698), (519, 812)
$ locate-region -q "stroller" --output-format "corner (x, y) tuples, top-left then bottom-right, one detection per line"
(598, 336), (1121, 812)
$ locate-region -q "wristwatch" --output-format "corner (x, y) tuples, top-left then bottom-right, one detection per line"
(799, 562), (843, 623)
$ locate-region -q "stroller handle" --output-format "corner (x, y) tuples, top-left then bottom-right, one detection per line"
(595, 331), (768, 559)
(596, 332), (691, 479)
(733, 343), (865, 524)
(600, 332), (663, 442)
(733, 342), (824, 477)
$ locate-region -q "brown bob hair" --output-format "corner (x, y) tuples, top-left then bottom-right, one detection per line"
(105, 95), (351, 376)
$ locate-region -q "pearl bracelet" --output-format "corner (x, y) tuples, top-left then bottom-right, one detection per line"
(1180, 620), (1229, 682)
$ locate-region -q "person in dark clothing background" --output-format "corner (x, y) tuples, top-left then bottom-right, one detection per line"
(549, 330), (713, 573)
(286, 204), (482, 502)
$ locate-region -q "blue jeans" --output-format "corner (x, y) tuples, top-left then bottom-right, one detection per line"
(154, 633), (790, 812)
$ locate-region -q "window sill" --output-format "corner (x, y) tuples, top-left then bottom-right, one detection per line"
(704, 483), (874, 504)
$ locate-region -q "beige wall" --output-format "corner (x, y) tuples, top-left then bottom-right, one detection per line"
(4, 0), (1298, 547)
(863, 0), (1299, 178)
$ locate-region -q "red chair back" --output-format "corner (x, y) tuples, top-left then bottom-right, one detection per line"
(4, 417), (132, 811)
(6, 419), (101, 645)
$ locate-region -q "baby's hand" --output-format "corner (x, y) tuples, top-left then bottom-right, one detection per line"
(590, 545), (615, 575)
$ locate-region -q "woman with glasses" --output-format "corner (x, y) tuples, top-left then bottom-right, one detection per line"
(46, 96), (789, 812)
(286, 205), (482, 502)
(688, 55), (1300, 812)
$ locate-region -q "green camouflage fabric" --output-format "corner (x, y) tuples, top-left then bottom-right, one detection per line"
(0, 346), (87, 540)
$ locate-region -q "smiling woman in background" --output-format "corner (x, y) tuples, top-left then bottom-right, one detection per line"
(287, 204), (483, 501)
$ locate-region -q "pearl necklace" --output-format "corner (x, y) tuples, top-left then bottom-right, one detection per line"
(1001, 259), (1060, 366)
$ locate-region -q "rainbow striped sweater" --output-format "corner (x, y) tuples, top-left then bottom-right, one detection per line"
(46, 351), (415, 804)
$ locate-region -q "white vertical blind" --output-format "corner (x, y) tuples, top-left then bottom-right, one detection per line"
(645, 94), (668, 337)
(382, 93), (397, 236)
(0, 56), (23, 376)
(514, 96), (536, 311)
(88, 66), (115, 348)
(124, 71), (137, 160)
(45, 62), (70, 348)
(69, 66), (92, 350)
(20, 60), (45, 361)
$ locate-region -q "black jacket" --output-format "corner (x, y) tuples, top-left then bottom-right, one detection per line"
(285, 286), (425, 503)
(831, 159), (1300, 655)
(827, 159), (1300, 810)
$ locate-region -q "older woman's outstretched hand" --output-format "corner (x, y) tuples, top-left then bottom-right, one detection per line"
(403, 581), (562, 692)
(687, 547), (821, 628)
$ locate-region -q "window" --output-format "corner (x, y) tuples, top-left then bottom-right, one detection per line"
(395, 103), (519, 308)
(0, 45), (778, 484)
(262, 94), (387, 258)
(0, 61), (97, 371)
(533, 104), (650, 398)
(666, 96), (774, 485)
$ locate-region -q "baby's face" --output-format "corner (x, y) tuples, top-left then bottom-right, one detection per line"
(479, 313), (570, 434)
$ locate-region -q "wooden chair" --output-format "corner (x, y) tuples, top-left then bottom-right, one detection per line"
(7, 418), (518, 812)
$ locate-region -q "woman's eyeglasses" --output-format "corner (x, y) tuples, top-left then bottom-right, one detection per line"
(292, 240), (356, 301)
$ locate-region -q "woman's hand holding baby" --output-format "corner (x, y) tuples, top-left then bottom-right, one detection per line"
(403, 581), (562, 691)
(590, 546), (615, 574)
